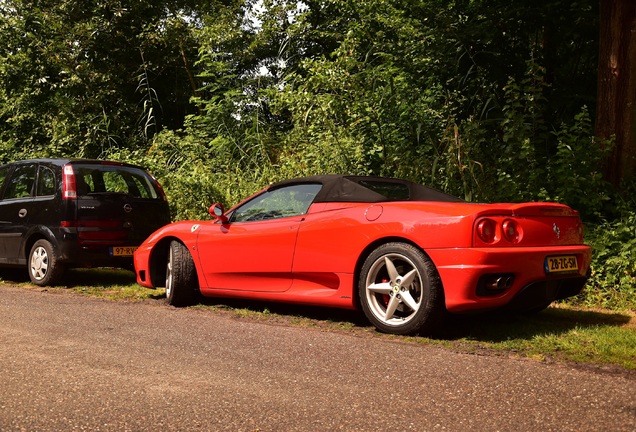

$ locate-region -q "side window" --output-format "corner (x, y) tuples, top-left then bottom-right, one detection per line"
(4, 164), (36, 199)
(232, 184), (322, 222)
(37, 166), (56, 197)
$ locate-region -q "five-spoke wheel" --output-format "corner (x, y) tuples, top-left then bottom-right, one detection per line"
(359, 243), (444, 335)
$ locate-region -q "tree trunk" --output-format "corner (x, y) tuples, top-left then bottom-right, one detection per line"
(596, 0), (636, 186)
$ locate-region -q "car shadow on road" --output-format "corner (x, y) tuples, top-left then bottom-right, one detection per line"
(62, 268), (137, 287)
(61, 268), (168, 300)
(197, 296), (372, 330)
(0, 267), (139, 288)
(198, 297), (634, 343)
(199, 296), (635, 343)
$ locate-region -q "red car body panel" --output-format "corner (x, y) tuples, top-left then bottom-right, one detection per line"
(428, 245), (591, 311)
(196, 216), (301, 292)
(135, 180), (591, 314)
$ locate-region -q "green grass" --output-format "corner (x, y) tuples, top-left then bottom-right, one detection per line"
(423, 306), (636, 370)
(3, 268), (635, 371)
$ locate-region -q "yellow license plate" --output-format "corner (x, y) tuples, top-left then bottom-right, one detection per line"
(545, 255), (578, 273)
(111, 246), (138, 257)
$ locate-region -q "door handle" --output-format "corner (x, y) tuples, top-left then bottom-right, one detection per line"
(18, 209), (27, 218)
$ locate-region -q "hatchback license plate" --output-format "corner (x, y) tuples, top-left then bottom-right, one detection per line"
(111, 246), (137, 257)
(545, 255), (578, 273)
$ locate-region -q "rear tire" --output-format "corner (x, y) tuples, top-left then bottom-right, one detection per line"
(29, 239), (64, 286)
(359, 242), (445, 336)
(165, 241), (199, 307)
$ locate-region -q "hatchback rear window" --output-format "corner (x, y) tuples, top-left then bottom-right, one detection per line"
(74, 164), (162, 199)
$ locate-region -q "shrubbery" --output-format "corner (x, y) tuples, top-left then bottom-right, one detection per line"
(98, 56), (634, 312)
(103, 95), (635, 312)
(2, 0), (633, 311)
(582, 214), (636, 310)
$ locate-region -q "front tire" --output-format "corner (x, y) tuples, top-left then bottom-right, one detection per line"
(29, 239), (64, 286)
(165, 241), (199, 307)
(359, 243), (445, 335)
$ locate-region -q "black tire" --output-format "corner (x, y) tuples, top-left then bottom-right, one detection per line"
(165, 240), (199, 307)
(358, 242), (445, 336)
(29, 239), (64, 286)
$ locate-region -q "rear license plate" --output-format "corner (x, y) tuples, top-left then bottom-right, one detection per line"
(110, 246), (137, 257)
(545, 255), (578, 273)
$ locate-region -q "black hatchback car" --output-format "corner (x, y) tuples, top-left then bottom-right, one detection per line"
(0, 158), (171, 286)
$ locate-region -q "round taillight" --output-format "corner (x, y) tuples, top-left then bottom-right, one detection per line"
(502, 219), (521, 243)
(477, 219), (497, 244)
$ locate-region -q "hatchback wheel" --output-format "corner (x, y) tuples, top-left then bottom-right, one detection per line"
(165, 240), (199, 306)
(29, 239), (64, 286)
(359, 242), (445, 335)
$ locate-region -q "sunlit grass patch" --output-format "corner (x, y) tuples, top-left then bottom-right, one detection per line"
(531, 323), (636, 369)
(428, 305), (636, 370)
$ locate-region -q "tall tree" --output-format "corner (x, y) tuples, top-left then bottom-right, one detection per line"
(596, 0), (636, 186)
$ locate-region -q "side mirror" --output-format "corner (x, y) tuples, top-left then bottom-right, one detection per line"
(209, 203), (228, 223)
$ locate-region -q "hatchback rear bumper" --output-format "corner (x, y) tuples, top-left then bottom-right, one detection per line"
(56, 235), (136, 269)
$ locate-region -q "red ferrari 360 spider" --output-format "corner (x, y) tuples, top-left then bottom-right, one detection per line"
(134, 175), (592, 335)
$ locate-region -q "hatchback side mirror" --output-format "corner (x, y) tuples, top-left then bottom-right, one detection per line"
(209, 203), (228, 223)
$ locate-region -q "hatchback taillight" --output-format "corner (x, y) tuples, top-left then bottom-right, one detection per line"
(62, 165), (77, 199)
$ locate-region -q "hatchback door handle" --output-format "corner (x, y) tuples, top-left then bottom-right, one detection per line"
(18, 209), (27, 218)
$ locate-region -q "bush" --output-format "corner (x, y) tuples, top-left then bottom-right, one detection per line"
(571, 211), (636, 311)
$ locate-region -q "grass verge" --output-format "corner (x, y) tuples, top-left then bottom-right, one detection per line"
(4, 268), (635, 372)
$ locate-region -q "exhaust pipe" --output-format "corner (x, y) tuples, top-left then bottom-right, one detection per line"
(485, 275), (515, 291)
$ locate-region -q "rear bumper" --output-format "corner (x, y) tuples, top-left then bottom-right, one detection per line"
(59, 245), (136, 268)
(56, 232), (137, 268)
(427, 245), (592, 312)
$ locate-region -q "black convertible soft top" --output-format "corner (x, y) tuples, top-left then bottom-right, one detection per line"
(269, 175), (463, 203)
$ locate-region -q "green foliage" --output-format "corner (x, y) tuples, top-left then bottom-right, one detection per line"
(273, 1), (455, 184)
(0, 0), (202, 161)
(547, 110), (611, 219)
(449, 61), (610, 220)
(491, 62), (550, 202)
(574, 214), (636, 310)
(0, 0), (633, 311)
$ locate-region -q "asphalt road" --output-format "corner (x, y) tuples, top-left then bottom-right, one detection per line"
(1, 285), (635, 432)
